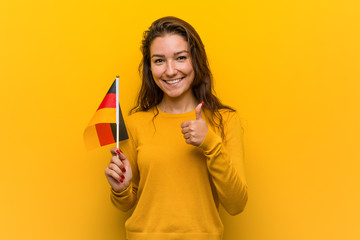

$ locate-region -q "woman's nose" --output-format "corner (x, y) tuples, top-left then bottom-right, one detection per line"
(165, 61), (177, 76)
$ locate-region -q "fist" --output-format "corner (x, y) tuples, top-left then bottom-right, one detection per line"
(181, 102), (208, 146)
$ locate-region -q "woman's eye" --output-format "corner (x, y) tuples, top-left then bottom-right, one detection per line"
(177, 56), (187, 61)
(154, 59), (164, 63)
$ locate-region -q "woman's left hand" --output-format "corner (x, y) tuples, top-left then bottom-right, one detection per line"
(181, 102), (208, 146)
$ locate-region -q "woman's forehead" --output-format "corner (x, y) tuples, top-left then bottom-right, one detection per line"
(150, 34), (189, 56)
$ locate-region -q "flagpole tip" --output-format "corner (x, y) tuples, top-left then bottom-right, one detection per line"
(116, 75), (119, 78)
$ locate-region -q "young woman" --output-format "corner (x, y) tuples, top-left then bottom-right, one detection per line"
(105, 16), (248, 240)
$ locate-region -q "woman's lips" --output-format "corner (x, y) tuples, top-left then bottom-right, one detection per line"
(163, 77), (185, 85)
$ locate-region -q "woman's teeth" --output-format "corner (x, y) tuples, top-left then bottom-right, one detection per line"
(164, 77), (184, 84)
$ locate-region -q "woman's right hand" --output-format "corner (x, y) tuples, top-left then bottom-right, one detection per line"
(105, 148), (133, 193)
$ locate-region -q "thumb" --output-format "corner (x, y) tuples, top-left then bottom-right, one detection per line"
(195, 101), (204, 120)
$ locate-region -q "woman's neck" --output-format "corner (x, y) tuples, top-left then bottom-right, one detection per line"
(158, 92), (199, 114)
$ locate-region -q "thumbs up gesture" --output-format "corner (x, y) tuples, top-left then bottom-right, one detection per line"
(181, 102), (208, 146)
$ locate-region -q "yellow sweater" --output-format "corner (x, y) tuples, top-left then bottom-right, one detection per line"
(111, 106), (248, 240)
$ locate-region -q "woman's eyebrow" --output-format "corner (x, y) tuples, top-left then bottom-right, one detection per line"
(151, 54), (165, 58)
(151, 50), (189, 58)
(174, 50), (189, 56)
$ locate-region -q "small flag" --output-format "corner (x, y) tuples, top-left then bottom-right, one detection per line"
(83, 77), (128, 150)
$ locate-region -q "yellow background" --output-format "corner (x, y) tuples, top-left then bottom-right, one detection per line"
(1, 0), (359, 239)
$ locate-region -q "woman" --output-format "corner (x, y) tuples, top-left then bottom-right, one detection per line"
(105, 16), (248, 240)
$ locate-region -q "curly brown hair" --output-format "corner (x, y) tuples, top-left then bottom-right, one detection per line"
(130, 16), (235, 139)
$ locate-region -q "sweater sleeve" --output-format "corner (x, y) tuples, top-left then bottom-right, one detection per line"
(198, 111), (248, 215)
(110, 119), (139, 212)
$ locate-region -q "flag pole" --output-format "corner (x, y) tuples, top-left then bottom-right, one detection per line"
(116, 76), (119, 150)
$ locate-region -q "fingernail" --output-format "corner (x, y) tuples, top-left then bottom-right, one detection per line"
(116, 149), (120, 154)
(201, 101), (204, 107)
(121, 174), (125, 179)
(122, 167), (126, 172)
(119, 178), (123, 183)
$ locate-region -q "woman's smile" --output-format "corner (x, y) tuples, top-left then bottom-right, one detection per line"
(162, 76), (185, 85)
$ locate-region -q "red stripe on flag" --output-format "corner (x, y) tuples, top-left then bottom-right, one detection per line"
(95, 123), (115, 146)
(97, 93), (116, 110)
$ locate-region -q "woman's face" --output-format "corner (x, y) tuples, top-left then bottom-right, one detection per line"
(150, 34), (195, 100)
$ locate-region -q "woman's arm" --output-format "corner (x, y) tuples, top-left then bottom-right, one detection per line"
(198, 111), (248, 215)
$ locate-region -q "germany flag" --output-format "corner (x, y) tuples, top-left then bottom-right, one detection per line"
(83, 79), (128, 150)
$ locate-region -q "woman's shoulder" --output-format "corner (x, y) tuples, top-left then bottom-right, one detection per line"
(205, 107), (238, 120)
(205, 107), (242, 131)
(125, 107), (156, 124)
(218, 107), (236, 115)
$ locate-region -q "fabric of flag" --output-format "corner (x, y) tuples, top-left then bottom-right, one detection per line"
(83, 80), (128, 150)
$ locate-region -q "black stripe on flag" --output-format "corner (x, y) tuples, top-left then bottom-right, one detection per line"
(110, 104), (129, 142)
(107, 80), (116, 94)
